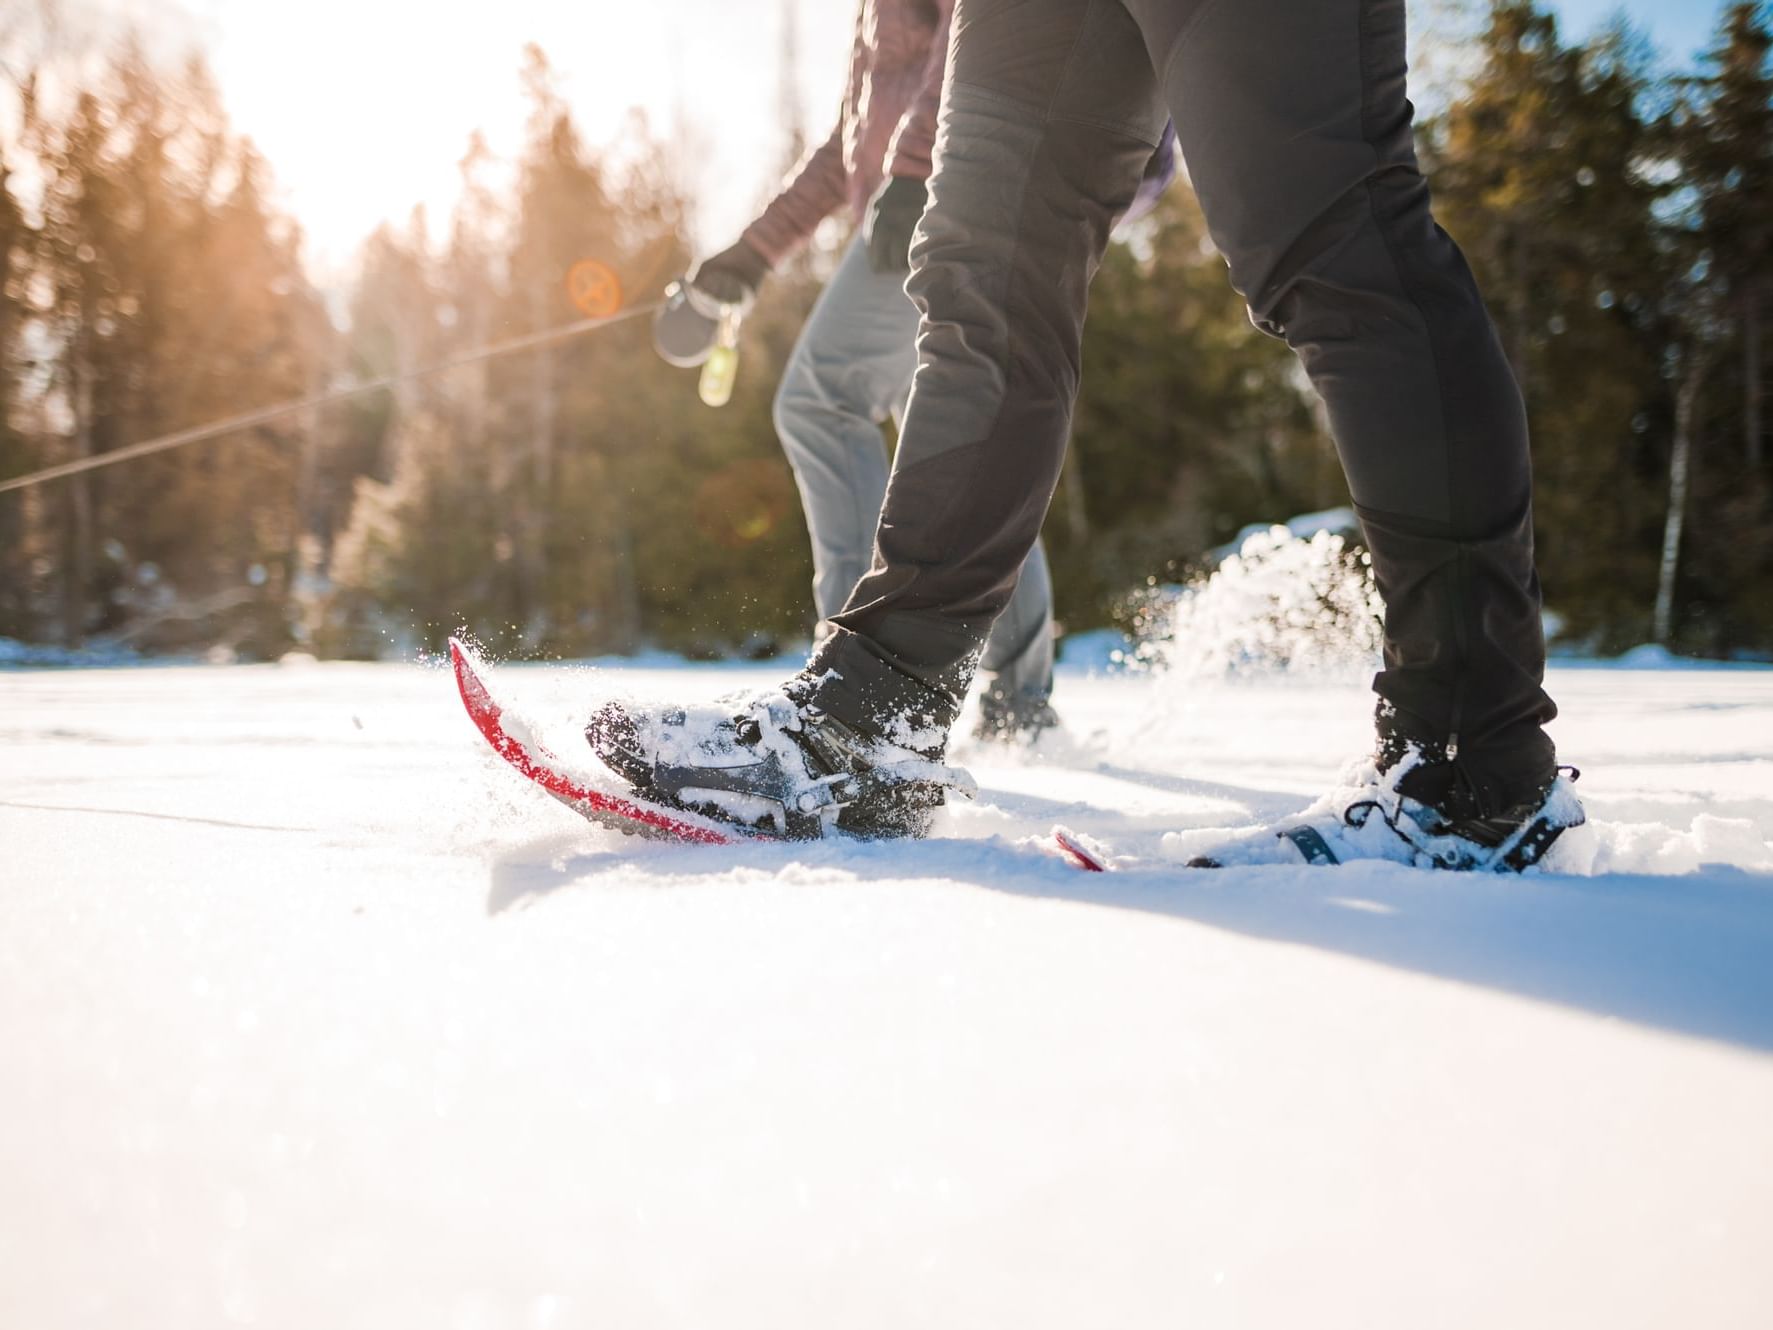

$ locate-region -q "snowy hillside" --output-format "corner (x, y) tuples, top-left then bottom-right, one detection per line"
(4, 654), (1772, 1328)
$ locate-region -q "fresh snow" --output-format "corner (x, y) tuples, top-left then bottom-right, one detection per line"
(4, 655), (1772, 1328)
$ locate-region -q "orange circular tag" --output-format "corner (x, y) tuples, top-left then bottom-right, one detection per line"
(567, 260), (623, 317)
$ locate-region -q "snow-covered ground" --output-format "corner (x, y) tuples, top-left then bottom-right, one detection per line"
(4, 655), (1772, 1328)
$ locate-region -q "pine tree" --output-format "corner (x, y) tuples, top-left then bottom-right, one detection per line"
(1662, 3), (1773, 654)
(321, 215), (445, 657)
(1425, 1), (1670, 649)
(1683, 4), (1773, 469)
(18, 45), (329, 653)
(0, 132), (40, 638)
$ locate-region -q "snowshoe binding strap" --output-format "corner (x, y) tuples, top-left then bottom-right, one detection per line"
(587, 696), (971, 841)
(1280, 825), (1341, 866)
(1342, 765), (1585, 873)
(1185, 827), (1342, 870)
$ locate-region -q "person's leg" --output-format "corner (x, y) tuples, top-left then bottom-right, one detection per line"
(975, 537), (1055, 720)
(590, 0), (1564, 847)
(817, 0), (1555, 802)
(773, 234), (920, 626)
(811, 0), (1167, 739)
(879, 353), (1058, 721)
(1123, 0), (1555, 801)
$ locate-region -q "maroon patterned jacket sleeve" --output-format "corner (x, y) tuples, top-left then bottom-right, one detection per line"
(741, 121), (849, 267)
(740, 8), (866, 267)
(884, 0), (954, 182)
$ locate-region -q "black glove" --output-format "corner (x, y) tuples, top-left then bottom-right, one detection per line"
(864, 176), (929, 274)
(691, 239), (770, 305)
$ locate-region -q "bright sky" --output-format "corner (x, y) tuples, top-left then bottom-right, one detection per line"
(73, 0), (1745, 290)
(162, 0), (857, 285)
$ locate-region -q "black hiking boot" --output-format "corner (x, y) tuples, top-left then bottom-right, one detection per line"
(971, 685), (1061, 744)
(1180, 741), (1585, 873)
(586, 685), (974, 841)
(1347, 733), (1586, 872)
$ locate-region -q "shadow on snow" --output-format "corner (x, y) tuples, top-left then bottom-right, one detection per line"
(485, 770), (1773, 1058)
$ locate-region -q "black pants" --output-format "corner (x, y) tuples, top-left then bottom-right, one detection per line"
(807, 0), (1557, 788)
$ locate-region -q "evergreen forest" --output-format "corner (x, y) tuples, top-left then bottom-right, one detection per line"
(2, 2), (1769, 662)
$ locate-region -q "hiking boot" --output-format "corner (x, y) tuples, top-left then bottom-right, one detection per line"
(971, 685), (1061, 744)
(585, 684), (975, 841)
(1336, 742), (1587, 871)
(1178, 745), (1585, 873)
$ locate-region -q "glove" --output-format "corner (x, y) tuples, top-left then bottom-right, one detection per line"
(691, 239), (770, 305)
(864, 176), (929, 274)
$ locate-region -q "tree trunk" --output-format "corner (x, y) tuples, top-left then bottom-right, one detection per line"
(1060, 449), (1090, 545)
(1745, 285), (1763, 469)
(62, 336), (94, 646)
(1311, 394), (1337, 510)
(523, 287), (556, 643)
(289, 353), (329, 647)
(1653, 356), (1707, 647)
(609, 478), (642, 652)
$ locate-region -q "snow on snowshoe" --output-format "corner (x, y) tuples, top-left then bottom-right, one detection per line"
(448, 637), (744, 845)
(1170, 753), (1586, 873)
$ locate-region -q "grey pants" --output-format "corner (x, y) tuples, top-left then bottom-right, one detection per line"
(774, 234), (1054, 704)
(809, 0), (1557, 798)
